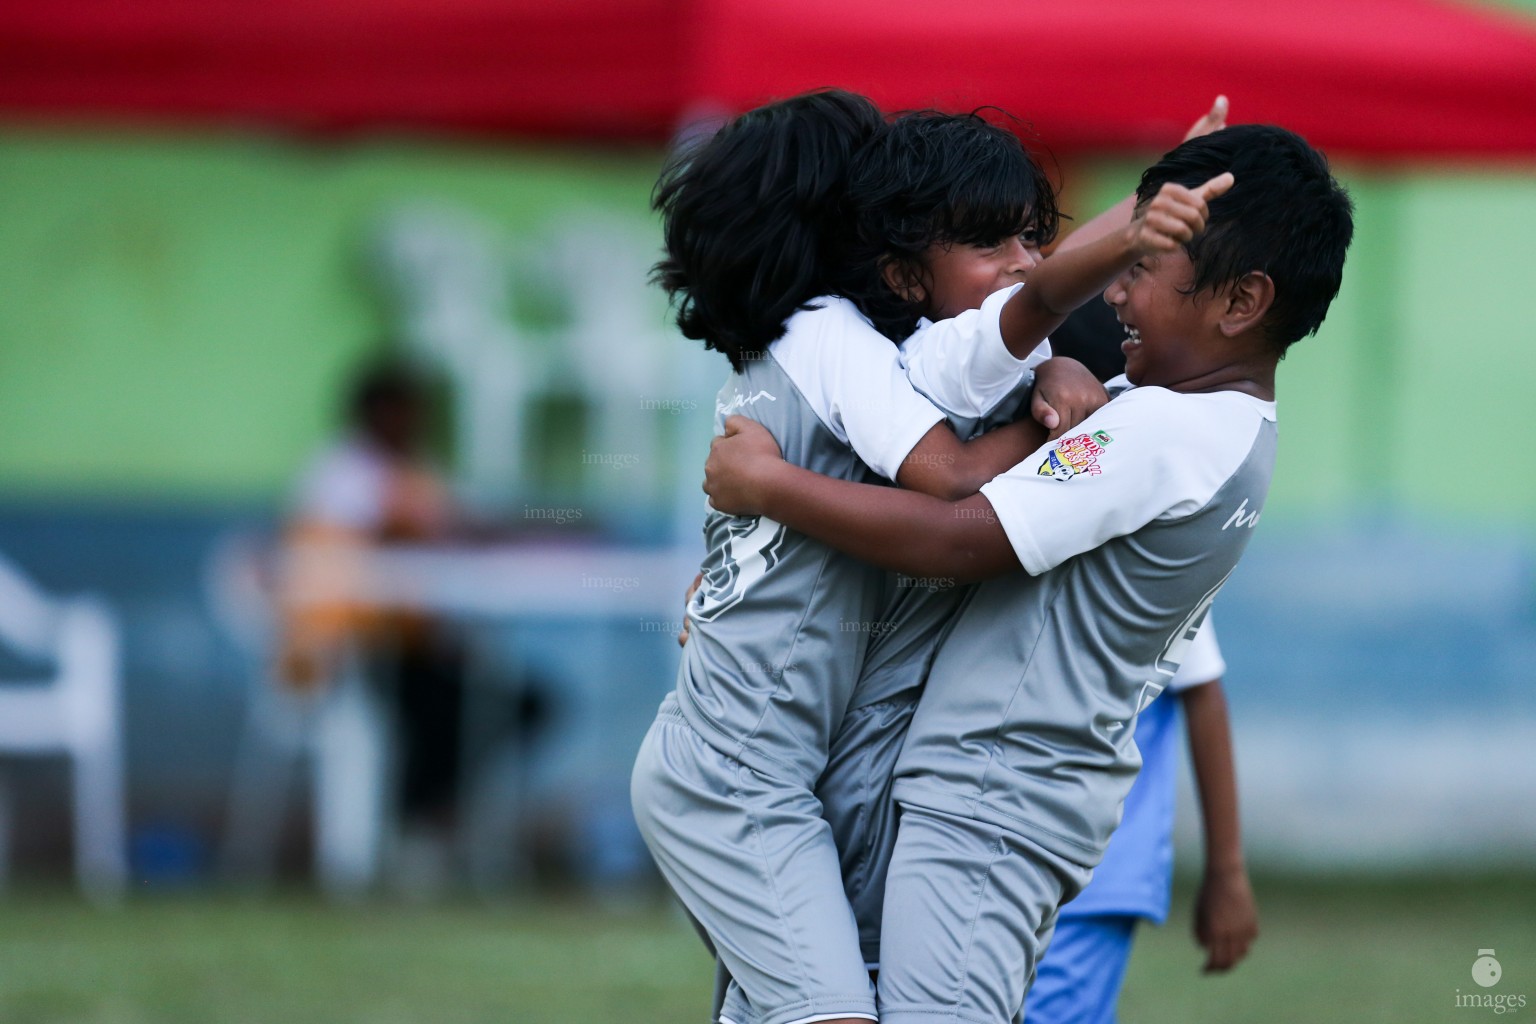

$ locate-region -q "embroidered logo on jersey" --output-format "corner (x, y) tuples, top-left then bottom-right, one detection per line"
(1036, 432), (1106, 482)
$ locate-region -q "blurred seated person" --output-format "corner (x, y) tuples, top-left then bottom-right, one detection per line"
(278, 359), (467, 873)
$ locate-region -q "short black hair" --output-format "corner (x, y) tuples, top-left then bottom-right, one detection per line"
(347, 359), (425, 427)
(836, 109), (1059, 341)
(1135, 124), (1355, 354)
(652, 89), (884, 372)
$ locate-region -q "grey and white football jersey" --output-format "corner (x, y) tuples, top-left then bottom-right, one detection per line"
(893, 383), (1278, 866)
(844, 283), (1045, 712)
(841, 382), (1032, 713)
(805, 292), (1048, 971)
(674, 296), (945, 783)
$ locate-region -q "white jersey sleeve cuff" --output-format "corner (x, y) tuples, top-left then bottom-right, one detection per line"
(971, 284), (1052, 384)
(978, 480), (1053, 575)
(902, 283), (1049, 419)
(877, 406), (947, 482)
(769, 297), (946, 481)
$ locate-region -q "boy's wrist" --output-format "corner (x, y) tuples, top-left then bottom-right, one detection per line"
(1117, 220), (1142, 255)
(753, 459), (790, 517)
(1204, 856), (1249, 876)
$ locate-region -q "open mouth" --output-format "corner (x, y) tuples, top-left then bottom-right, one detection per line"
(1120, 323), (1142, 350)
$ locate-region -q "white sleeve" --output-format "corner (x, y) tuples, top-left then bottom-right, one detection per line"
(770, 299), (946, 481)
(293, 447), (386, 531)
(898, 283), (1051, 419)
(977, 388), (1263, 575)
(1170, 616), (1226, 690)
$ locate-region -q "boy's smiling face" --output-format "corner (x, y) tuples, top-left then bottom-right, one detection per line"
(914, 229), (1042, 321)
(1104, 246), (1217, 387)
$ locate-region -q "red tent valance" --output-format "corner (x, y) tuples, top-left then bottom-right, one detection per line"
(3, 0), (1535, 159)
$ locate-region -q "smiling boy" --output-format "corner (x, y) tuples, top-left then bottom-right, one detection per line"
(702, 124), (1354, 1024)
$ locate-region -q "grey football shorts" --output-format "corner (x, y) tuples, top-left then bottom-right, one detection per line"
(818, 698), (917, 969)
(876, 804), (1093, 1024)
(718, 697), (916, 1024)
(631, 696), (877, 1024)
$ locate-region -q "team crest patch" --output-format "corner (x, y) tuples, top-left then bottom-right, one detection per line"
(1037, 432), (1107, 481)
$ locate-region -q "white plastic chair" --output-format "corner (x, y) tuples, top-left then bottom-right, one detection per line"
(208, 533), (392, 899)
(0, 555), (127, 903)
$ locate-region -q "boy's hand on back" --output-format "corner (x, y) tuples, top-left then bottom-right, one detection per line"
(1184, 95), (1229, 142)
(1126, 173), (1235, 256)
(678, 572), (703, 647)
(1030, 358), (1110, 441)
(704, 416), (784, 517)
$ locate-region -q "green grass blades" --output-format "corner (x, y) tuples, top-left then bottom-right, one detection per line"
(0, 874), (1531, 1023)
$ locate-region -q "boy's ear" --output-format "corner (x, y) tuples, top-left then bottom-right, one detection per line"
(880, 257), (927, 306)
(1218, 271), (1276, 338)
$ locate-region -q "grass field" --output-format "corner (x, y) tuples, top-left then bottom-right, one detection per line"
(0, 873), (1531, 1023)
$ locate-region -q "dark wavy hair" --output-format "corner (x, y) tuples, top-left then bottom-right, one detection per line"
(652, 90), (885, 372)
(1135, 124), (1354, 355)
(833, 109), (1060, 342)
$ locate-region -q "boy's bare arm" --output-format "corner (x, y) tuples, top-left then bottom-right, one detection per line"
(1181, 679), (1260, 973)
(896, 419), (1047, 502)
(896, 359), (1107, 498)
(707, 416), (1020, 582)
(997, 171), (1233, 360)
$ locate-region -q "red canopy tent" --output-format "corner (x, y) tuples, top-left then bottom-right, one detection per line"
(3, 0), (1535, 159)
(0, 0), (688, 141)
(689, 0), (1536, 160)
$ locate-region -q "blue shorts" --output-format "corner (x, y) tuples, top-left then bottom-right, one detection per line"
(1023, 914), (1137, 1024)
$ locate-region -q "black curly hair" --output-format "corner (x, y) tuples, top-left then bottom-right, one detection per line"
(833, 109), (1060, 342)
(652, 89), (885, 372)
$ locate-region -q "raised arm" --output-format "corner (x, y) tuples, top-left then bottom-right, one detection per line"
(997, 170), (1233, 360)
(1054, 96), (1229, 257)
(706, 416), (1020, 582)
(895, 417), (1048, 501)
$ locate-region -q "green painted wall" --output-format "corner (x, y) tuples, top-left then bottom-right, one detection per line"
(0, 129), (662, 499)
(0, 127), (1532, 528)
